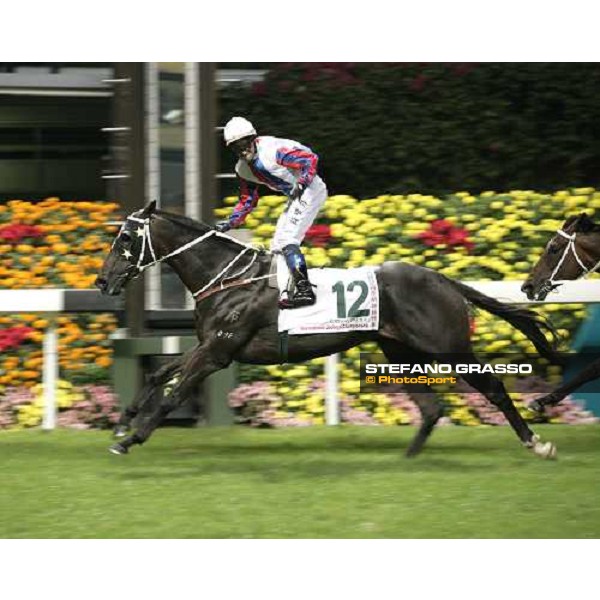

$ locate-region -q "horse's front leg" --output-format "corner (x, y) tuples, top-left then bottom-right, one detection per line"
(113, 354), (186, 438)
(109, 343), (231, 455)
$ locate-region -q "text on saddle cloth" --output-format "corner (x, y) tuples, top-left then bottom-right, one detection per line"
(276, 256), (380, 335)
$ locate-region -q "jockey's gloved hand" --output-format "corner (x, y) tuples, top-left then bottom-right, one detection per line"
(214, 221), (232, 233)
(289, 181), (306, 201)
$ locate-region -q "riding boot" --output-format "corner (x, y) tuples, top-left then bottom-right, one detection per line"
(279, 244), (316, 309)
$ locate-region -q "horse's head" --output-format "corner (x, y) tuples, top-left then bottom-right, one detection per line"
(95, 200), (158, 295)
(521, 212), (600, 301)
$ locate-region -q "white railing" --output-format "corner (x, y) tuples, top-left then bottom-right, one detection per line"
(0, 289), (120, 430)
(2, 281), (600, 429)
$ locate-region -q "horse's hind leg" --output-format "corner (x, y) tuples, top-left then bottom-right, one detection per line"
(378, 340), (444, 457)
(404, 383), (445, 458)
(457, 356), (556, 459)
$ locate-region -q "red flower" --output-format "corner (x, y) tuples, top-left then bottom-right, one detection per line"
(0, 326), (34, 352)
(251, 82), (267, 96)
(305, 224), (332, 248)
(409, 73), (429, 92)
(0, 223), (44, 242)
(416, 219), (474, 252)
(430, 219), (454, 234)
(452, 63), (477, 77)
(418, 232), (446, 247)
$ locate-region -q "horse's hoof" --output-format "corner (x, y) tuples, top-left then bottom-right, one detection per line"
(113, 425), (130, 439)
(405, 446), (422, 458)
(525, 435), (557, 460)
(534, 440), (557, 459)
(108, 442), (129, 455)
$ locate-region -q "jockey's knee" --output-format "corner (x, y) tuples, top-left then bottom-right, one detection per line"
(282, 243), (302, 258)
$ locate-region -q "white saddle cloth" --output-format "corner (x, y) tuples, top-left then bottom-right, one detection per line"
(276, 255), (380, 334)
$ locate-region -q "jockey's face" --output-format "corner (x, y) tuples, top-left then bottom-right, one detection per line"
(230, 136), (256, 162)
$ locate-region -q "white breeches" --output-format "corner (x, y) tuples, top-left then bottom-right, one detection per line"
(270, 176), (328, 252)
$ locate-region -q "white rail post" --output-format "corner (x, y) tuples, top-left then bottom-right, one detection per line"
(325, 353), (340, 425)
(41, 319), (58, 431)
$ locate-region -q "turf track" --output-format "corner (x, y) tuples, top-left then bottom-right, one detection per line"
(1, 425), (599, 538)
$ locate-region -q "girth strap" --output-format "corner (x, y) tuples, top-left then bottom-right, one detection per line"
(279, 331), (289, 364)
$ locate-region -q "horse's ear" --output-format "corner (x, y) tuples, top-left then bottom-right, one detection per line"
(578, 213), (596, 233)
(564, 214), (579, 229)
(140, 200), (157, 218)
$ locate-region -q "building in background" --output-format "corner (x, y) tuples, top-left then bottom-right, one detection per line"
(0, 62), (266, 310)
(0, 62), (113, 200)
(0, 62), (267, 203)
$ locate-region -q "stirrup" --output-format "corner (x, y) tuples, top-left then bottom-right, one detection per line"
(278, 290), (316, 310)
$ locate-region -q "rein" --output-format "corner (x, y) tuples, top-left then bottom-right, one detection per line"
(123, 213), (274, 298)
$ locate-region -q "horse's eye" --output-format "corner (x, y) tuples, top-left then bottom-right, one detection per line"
(120, 232), (132, 243)
(548, 244), (559, 255)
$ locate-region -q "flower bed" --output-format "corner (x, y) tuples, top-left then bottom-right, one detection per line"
(1, 191), (598, 430)
(0, 380), (120, 430)
(228, 380), (597, 428)
(0, 198), (120, 429)
(215, 187), (600, 426)
(0, 198), (119, 289)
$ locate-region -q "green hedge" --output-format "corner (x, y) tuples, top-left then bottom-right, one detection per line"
(219, 63), (600, 198)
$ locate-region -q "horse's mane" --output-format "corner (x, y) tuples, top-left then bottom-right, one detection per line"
(156, 209), (211, 234)
(155, 209), (270, 255)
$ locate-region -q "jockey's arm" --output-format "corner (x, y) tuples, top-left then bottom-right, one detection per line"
(228, 178), (260, 228)
(275, 146), (318, 187)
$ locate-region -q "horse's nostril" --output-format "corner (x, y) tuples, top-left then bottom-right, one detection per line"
(95, 277), (107, 290)
(521, 282), (532, 293)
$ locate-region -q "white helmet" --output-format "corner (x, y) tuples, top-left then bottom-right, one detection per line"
(223, 116), (256, 146)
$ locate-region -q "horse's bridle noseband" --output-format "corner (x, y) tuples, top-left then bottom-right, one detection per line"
(545, 228), (600, 290)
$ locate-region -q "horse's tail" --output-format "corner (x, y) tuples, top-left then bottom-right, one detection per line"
(445, 277), (565, 365)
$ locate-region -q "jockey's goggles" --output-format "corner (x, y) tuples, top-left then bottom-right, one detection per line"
(229, 137), (255, 157)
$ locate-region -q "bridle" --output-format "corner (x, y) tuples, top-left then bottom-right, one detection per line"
(118, 213), (273, 298)
(544, 228), (600, 292)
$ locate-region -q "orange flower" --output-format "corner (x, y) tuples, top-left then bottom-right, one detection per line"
(24, 358), (42, 369)
(52, 243), (69, 254)
(95, 356), (112, 368)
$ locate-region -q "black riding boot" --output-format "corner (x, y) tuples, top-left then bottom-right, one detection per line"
(279, 244), (316, 309)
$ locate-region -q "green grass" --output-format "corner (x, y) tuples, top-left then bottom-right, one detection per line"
(1, 425), (599, 538)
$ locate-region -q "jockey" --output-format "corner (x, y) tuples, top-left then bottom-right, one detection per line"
(215, 116), (328, 309)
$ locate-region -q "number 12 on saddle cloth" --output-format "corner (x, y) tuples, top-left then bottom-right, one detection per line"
(277, 260), (380, 335)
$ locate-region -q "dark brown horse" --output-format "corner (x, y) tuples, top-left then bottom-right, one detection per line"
(96, 201), (562, 458)
(522, 212), (600, 411)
